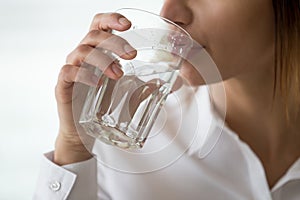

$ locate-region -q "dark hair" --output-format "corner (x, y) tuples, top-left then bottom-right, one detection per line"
(273, 0), (300, 119)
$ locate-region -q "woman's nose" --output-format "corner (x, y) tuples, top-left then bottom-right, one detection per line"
(160, 0), (193, 27)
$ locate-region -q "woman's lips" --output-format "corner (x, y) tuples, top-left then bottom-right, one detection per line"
(167, 33), (206, 59)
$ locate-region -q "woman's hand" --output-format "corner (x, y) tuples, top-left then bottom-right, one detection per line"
(54, 12), (137, 165)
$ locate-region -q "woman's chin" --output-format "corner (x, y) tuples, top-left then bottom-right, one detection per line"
(180, 61), (205, 86)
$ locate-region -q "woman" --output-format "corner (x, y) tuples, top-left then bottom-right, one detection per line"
(34, 0), (300, 199)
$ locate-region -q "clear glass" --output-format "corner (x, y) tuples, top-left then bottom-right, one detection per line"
(79, 8), (193, 149)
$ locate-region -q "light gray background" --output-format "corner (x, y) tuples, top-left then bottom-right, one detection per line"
(0, 0), (162, 199)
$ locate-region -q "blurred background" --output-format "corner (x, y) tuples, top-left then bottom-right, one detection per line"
(0, 0), (162, 199)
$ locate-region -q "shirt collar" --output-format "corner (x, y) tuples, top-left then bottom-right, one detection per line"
(272, 157), (300, 192)
(194, 86), (300, 192)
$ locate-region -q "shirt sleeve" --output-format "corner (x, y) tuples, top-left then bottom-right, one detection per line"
(33, 151), (98, 200)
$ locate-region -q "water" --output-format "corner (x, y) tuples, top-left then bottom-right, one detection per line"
(80, 62), (179, 149)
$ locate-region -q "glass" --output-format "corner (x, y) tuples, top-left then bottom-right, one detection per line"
(79, 8), (193, 149)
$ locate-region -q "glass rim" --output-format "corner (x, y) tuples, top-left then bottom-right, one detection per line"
(115, 7), (192, 41)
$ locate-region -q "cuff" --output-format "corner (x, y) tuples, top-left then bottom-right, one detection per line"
(33, 151), (97, 200)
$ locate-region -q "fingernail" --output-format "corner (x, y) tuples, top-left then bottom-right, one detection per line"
(112, 63), (123, 77)
(118, 17), (130, 26)
(124, 44), (136, 55)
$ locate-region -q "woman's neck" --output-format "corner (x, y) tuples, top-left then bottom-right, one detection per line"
(213, 62), (299, 148)
(210, 64), (300, 187)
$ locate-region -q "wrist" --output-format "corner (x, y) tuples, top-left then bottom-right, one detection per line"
(54, 147), (93, 166)
(54, 133), (93, 165)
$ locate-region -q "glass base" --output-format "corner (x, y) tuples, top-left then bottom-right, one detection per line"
(79, 119), (145, 149)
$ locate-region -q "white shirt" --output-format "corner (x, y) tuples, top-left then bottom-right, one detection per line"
(34, 85), (300, 200)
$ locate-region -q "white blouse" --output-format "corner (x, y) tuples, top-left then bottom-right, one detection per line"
(34, 85), (300, 200)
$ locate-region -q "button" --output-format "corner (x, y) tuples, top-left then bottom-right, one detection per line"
(49, 181), (61, 191)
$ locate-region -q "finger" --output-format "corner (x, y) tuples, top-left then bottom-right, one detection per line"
(57, 64), (79, 92)
(55, 65), (78, 104)
(76, 67), (101, 87)
(80, 29), (137, 60)
(57, 65), (97, 90)
(67, 44), (114, 68)
(66, 44), (94, 66)
(66, 44), (124, 80)
(84, 47), (124, 79)
(90, 13), (131, 32)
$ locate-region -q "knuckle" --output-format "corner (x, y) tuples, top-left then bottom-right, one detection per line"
(87, 29), (100, 38)
(59, 65), (76, 83)
(76, 44), (91, 54)
(102, 35), (125, 48)
(109, 12), (122, 19)
(66, 45), (90, 64)
(60, 65), (72, 76)
(66, 51), (75, 63)
(108, 12), (116, 18)
(93, 13), (103, 21)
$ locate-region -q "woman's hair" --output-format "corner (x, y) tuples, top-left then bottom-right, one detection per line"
(273, 0), (300, 119)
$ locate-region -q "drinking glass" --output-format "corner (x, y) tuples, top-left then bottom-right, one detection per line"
(79, 8), (193, 149)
